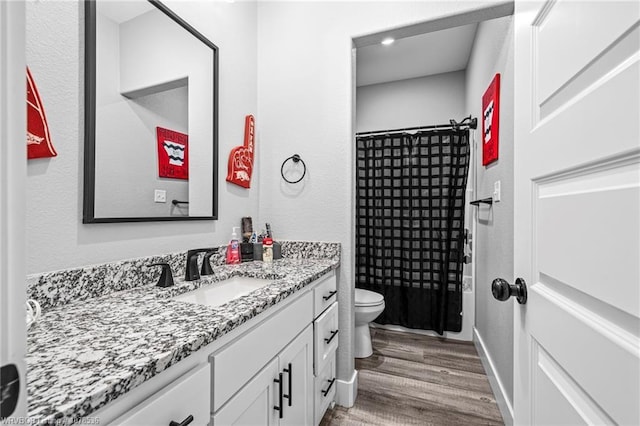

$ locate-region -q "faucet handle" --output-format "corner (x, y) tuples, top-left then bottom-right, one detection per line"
(201, 250), (217, 276)
(185, 247), (216, 281)
(146, 263), (175, 288)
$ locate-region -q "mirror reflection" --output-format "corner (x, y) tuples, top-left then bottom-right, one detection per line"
(84, 0), (218, 223)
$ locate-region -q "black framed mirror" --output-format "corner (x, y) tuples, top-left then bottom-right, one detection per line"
(83, 0), (218, 223)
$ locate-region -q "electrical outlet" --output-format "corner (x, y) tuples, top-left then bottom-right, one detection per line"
(493, 180), (501, 203)
(154, 189), (167, 203)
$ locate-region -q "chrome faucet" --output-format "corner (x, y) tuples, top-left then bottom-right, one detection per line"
(185, 248), (215, 281)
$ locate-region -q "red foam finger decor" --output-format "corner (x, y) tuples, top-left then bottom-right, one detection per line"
(27, 67), (57, 159)
(226, 115), (255, 188)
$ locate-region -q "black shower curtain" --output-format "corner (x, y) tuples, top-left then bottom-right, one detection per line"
(355, 129), (470, 334)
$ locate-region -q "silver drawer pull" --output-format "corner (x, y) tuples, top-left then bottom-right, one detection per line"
(321, 378), (336, 397)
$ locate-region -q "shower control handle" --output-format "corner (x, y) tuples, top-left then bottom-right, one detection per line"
(492, 278), (527, 304)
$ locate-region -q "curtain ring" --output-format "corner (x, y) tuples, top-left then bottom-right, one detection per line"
(280, 154), (306, 184)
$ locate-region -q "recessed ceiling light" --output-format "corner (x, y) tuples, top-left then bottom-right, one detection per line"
(381, 38), (395, 46)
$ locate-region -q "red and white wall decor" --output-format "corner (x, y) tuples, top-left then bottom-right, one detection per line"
(157, 127), (189, 180)
(482, 73), (500, 166)
(26, 67), (57, 159)
(226, 114), (255, 188)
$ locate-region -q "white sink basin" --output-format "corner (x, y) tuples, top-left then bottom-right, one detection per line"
(172, 276), (273, 308)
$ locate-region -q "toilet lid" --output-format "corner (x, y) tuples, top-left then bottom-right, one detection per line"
(355, 289), (384, 307)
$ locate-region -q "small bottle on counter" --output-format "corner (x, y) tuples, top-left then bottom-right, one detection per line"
(226, 227), (242, 264)
(262, 237), (273, 263)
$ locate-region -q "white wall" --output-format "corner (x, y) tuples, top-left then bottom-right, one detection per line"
(94, 12), (189, 218)
(356, 71), (466, 133)
(118, 6), (214, 217)
(26, 0), (258, 274)
(465, 15), (514, 415)
(257, 0), (511, 396)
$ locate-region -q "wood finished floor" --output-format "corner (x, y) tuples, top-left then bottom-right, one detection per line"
(320, 328), (503, 426)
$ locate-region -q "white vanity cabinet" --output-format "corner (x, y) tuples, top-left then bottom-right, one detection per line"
(212, 325), (313, 426)
(211, 271), (338, 426)
(311, 274), (339, 424)
(210, 290), (315, 426)
(110, 363), (210, 425)
(101, 270), (337, 426)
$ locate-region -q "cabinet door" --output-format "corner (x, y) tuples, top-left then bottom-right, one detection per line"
(278, 325), (313, 426)
(112, 363), (210, 426)
(212, 358), (279, 426)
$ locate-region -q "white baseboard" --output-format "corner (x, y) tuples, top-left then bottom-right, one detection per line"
(335, 369), (358, 408)
(473, 327), (514, 426)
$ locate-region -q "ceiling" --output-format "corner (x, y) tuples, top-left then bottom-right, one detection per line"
(356, 23), (478, 87)
(97, 1), (154, 24)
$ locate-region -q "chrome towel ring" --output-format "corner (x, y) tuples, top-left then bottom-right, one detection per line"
(280, 154), (306, 184)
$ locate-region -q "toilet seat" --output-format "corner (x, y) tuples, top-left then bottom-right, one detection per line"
(355, 288), (384, 307)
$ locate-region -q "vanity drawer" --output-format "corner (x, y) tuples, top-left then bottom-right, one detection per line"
(211, 290), (313, 412)
(313, 302), (338, 375)
(314, 357), (336, 425)
(313, 272), (337, 318)
(111, 363), (210, 426)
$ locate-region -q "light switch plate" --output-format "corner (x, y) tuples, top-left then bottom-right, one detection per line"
(154, 189), (167, 203)
(493, 180), (501, 203)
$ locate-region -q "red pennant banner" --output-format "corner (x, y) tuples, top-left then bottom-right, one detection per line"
(27, 67), (57, 159)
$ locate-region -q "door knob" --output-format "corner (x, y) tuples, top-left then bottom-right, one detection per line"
(491, 278), (527, 304)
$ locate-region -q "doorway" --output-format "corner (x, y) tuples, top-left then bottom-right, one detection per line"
(352, 5), (515, 423)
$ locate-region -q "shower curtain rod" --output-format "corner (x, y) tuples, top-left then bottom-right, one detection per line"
(356, 115), (477, 137)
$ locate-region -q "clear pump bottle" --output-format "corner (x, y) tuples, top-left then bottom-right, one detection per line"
(226, 227), (241, 264)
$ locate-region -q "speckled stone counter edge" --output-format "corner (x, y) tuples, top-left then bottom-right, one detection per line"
(27, 241), (340, 311)
(27, 258), (340, 424)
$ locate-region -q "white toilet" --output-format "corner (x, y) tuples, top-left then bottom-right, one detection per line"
(354, 288), (385, 358)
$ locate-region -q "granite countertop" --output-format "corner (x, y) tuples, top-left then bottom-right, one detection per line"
(27, 257), (339, 424)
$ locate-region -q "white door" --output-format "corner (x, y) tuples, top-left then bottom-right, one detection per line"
(513, 1), (639, 425)
(0, 0), (27, 422)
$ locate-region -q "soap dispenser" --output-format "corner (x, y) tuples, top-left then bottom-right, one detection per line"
(226, 227), (241, 264)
